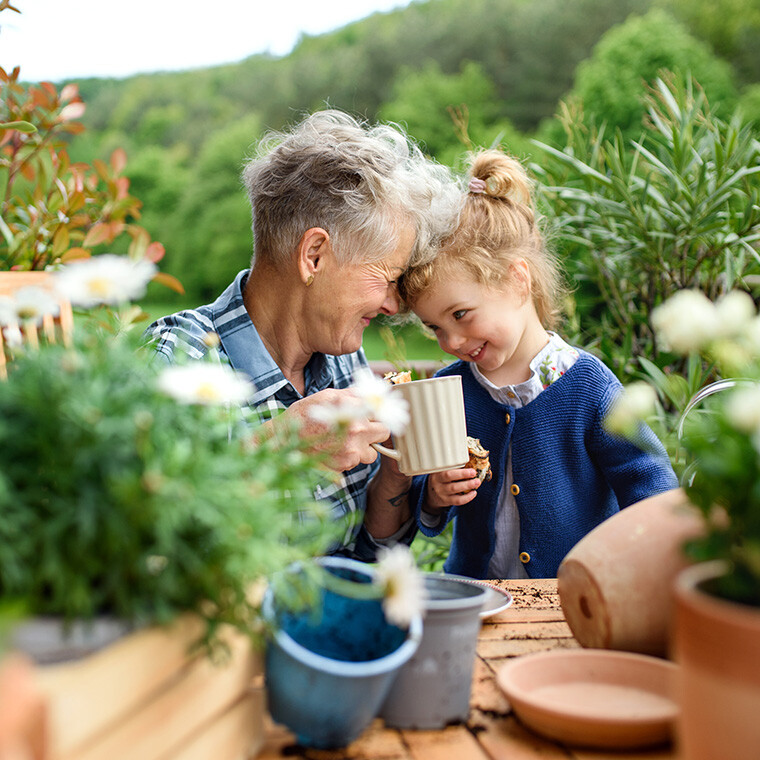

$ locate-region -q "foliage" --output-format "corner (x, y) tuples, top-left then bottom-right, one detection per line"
(37, 0), (757, 304)
(610, 289), (760, 606)
(0, 69), (173, 282)
(533, 74), (760, 383)
(568, 9), (738, 143)
(379, 61), (529, 167)
(160, 114), (260, 301)
(657, 0), (760, 85)
(0, 304), (340, 652)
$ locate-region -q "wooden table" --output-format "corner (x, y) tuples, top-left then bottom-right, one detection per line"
(257, 578), (677, 760)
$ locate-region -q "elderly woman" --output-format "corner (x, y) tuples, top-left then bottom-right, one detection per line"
(147, 110), (460, 560)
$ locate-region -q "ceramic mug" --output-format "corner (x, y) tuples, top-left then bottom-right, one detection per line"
(372, 375), (469, 476)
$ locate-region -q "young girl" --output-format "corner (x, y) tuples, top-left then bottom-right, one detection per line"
(398, 149), (678, 579)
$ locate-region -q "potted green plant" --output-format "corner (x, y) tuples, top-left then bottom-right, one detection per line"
(0, 255), (341, 758)
(608, 288), (760, 760)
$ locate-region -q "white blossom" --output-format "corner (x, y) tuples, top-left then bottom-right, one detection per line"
(374, 544), (426, 628)
(351, 367), (410, 434)
(604, 382), (658, 437)
(725, 386), (760, 436)
(157, 364), (255, 406)
(651, 290), (717, 354)
(54, 254), (157, 307)
(744, 316), (760, 353)
(715, 290), (757, 338)
(0, 296), (17, 327)
(308, 399), (366, 428)
(1, 323), (23, 348)
(11, 286), (59, 325)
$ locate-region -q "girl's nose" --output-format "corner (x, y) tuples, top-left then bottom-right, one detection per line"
(443, 331), (465, 351)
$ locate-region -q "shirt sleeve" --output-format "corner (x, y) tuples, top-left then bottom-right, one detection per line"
(591, 381), (679, 507)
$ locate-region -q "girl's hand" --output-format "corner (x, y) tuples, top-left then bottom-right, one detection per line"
(425, 467), (482, 510)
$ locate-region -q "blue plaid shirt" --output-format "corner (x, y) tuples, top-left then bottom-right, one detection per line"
(145, 269), (380, 555)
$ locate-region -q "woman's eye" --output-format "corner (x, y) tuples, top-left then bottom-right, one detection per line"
(453, 309), (467, 320)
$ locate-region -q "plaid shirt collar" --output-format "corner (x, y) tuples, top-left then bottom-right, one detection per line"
(212, 270), (336, 404)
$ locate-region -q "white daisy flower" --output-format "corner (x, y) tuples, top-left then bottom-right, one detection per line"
(11, 286), (60, 325)
(54, 254), (157, 307)
(604, 382), (658, 437)
(157, 364), (255, 406)
(0, 296), (17, 327)
(374, 544), (427, 628)
(351, 367), (410, 434)
(2, 323), (23, 348)
(725, 386), (760, 436)
(651, 290), (717, 354)
(308, 399), (366, 428)
(715, 290), (756, 338)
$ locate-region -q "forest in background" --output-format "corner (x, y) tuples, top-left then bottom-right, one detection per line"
(31, 0), (755, 305)
(2, 0), (760, 380)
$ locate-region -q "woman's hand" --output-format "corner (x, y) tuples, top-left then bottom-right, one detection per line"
(285, 388), (390, 472)
(424, 467), (481, 510)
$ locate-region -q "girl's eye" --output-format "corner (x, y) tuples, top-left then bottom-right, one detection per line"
(453, 309), (467, 320)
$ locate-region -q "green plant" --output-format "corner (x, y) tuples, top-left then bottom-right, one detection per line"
(0, 268), (341, 652)
(0, 67), (181, 299)
(608, 288), (760, 606)
(533, 74), (760, 383)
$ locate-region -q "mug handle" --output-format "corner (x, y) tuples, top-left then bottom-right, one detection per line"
(371, 442), (400, 461)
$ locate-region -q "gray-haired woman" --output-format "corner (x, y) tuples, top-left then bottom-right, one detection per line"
(147, 110), (461, 560)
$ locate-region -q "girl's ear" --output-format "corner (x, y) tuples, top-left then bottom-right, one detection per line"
(510, 258), (532, 302)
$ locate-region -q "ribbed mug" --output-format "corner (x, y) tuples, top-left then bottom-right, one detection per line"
(372, 375), (468, 476)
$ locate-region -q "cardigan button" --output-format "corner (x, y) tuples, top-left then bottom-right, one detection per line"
(519, 552), (531, 564)
(505, 412), (511, 425)
(510, 484), (520, 496)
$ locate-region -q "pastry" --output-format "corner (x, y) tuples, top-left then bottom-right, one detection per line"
(466, 436), (492, 482)
(383, 370), (413, 384)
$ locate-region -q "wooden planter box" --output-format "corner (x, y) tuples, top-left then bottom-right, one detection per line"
(30, 615), (264, 760)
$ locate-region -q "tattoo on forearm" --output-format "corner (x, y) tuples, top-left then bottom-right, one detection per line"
(388, 486), (411, 509)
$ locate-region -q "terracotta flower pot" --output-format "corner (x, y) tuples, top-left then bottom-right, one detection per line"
(557, 488), (704, 657)
(672, 561), (760, 760)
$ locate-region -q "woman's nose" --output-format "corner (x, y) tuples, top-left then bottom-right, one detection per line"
(380, 285), (400, 316)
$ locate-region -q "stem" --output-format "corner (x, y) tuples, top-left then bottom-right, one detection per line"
(317, 565), (383, 602)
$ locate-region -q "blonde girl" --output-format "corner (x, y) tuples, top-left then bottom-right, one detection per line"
(399, 149), (677, 579)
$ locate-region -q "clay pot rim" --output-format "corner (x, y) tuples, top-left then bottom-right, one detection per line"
(675, 561), (760, 622)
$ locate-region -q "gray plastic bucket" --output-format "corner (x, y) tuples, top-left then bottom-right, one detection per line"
(380, 572), (487, 729)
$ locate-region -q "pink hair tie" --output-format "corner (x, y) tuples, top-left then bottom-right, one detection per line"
(468, 177), (487, 195)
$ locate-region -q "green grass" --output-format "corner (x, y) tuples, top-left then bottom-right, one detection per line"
(138, 299), (451, 363)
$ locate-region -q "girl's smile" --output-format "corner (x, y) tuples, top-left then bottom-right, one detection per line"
(412, 265), (549, 387)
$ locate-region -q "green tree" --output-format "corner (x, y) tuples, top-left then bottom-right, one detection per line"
(657, 0), (760, 84)
(380, 60), (528, 165)
(164, 114), (261, 301)
(569, 9), (738, 141)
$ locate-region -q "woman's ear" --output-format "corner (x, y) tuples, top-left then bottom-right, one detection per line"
(297, 227), (330, 286)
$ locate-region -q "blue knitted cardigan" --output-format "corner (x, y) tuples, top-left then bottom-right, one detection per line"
(411, 351), (678, 579)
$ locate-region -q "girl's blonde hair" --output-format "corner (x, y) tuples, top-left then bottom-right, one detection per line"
(399, 149), (565, 329)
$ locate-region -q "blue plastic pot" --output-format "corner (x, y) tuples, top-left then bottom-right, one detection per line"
(263, 556), (422, 748)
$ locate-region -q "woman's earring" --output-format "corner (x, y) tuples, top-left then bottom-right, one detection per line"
(306, 275), (314, 287)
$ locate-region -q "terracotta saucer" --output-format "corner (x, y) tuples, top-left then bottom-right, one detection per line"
(496, 649), (678, 749)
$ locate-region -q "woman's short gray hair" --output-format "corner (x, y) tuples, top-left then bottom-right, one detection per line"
(242, 110), (462, 268)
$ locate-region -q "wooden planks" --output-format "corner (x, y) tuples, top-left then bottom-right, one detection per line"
(33, 616), (263, 760)
(260, 578), (677, 760)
